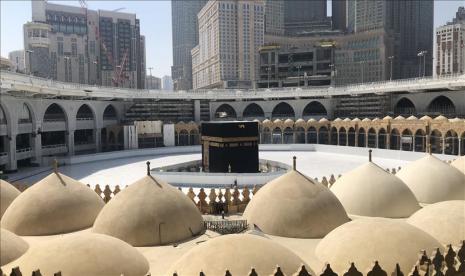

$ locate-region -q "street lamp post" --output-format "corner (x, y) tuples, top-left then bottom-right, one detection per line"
(388, 56), (394, 81)
(417, 50), (427, 78)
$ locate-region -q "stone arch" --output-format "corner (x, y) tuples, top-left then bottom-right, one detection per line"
(307, 126), (317, 144)
(330, 126), (338, 145)
(460, 132), (465, 156)
(295, 127), (305, 143)
(378, 128), (387, 149)
(414, 129), (427, 152)
(394, 98), (416, 116)
(348, 127), (356, 147)
(339, 127), (347, 146)
(103, 104), (118, 121)
(401, 129), (413, 151)
(0, 104), (8, 126)
(430, 129), (443, 154)
(76, 104), (96, 121)
(444, 130), (459, 155)
(390, 128), (400, 150)
(283, 127), (294, 144)
(427, 96), (456, 117)
(43, 103), (68, 123)
(272, 102), (295, 119)
(178, 129), (189, 146)
(302, 101), (327, 118)
(358, 127), (366, 147)
(18, 103), (35, 125)
(215, 104), (237, 120)
(189, 129), (200, 145)
(272, 127), (282, 144)
(243, 103), (265, 119)
(318, 126), (329, 144)
(367, 128), (376, 148)
(262, 127), (271, 144)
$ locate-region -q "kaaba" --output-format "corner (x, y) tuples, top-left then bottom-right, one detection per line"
(201, 121), (259, 173)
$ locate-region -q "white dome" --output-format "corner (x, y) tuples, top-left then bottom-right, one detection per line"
(407, 115), (418, 120)
(396, 155), (465, 204)
(0, 180), (20, 218)
(0, 228), (28, 266)
(420, 115), (432, 121)
(394, 115), (405, 120)
(407, 200), (465, 245)
(331, 162), (420, 218)
(168, 234), (313, 275)
(316, 218), (443, 274)
(362, 118), (371, 122)
(1, 172), (105, 235)
(244, 170), (349, 238)
(93, 175), (204, 246)
(3, 233), (149, 276)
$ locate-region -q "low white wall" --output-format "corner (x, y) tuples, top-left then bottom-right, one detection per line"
(57, 144), (456, 166)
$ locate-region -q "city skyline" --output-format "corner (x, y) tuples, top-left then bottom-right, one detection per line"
(1, 0), (463, 78)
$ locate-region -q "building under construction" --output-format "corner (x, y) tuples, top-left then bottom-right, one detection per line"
(24, 0), (146, 89)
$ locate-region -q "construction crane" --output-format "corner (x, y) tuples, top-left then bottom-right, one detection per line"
(78, 0), (130, 87)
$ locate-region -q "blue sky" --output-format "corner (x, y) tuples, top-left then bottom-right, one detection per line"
(1, 0), (464, 78)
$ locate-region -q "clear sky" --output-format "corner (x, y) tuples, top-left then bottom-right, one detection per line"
(1, 0), (464, 78)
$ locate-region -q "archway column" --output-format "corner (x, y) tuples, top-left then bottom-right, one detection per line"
(95, 128), (102, 152)
(459, 138), (462, 156)
(375, 133), (379, 148)
(6, 134), (17, 172)
(67, 130), (75, 156)
(316, 130), (319, 144)
(412, 135), (415, 151)
(442, 136), (446, 154)
(32, 132), (42, 165)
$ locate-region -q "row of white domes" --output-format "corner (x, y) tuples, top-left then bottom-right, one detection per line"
(1, 153), (464, 275)
(257, 115), (464, 125)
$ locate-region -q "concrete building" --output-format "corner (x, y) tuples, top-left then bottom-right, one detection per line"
(192, 0), (265, 90)
(145, 75), (161, 90)
(257, 42), (333, 88)
(284, 0), (328, 35)
(8, 51), (25, 73)
(332, 0), (434, 79)
(435, 7), (465, 76)
(162, 76), (173, 91)
(264, 0), (284, 35)
(24, 0), (145, 88)
(171, 0), (207, 90)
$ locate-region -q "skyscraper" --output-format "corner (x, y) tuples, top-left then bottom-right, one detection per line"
(436, 6), (465, 76)
(192, 0), (265, 89)
(264, 0), (284, 35)
(332, 0), (434, 79)
(331, 0), (347, 31)
(284, 0), (329, 35)
(171, 0), (207, 90)
(24, 0), (145, 88)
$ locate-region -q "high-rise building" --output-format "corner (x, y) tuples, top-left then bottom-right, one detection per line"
(436, 7), (465, 76)
(145, 75), (161, 90)
(162, 75), (174, 91)
(332, 0), (434, 79)
(264, 0), (284, 35)
(171, 0), (207, 91)
(192, 0), (265, 90)
(8, 50), (25, 73)
(284, 0), (329, 35)
(331, 0), (347, 31)
(24, 0), (145, 88)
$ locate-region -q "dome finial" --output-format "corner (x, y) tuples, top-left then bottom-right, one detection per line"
(369, 149), (372, 162)
(53, 159), (58, 173)
(293, 156), (296, 170)
(146, 161), (151, 176)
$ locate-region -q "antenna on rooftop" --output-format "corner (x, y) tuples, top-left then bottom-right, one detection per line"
(146, 161), (151, 176)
